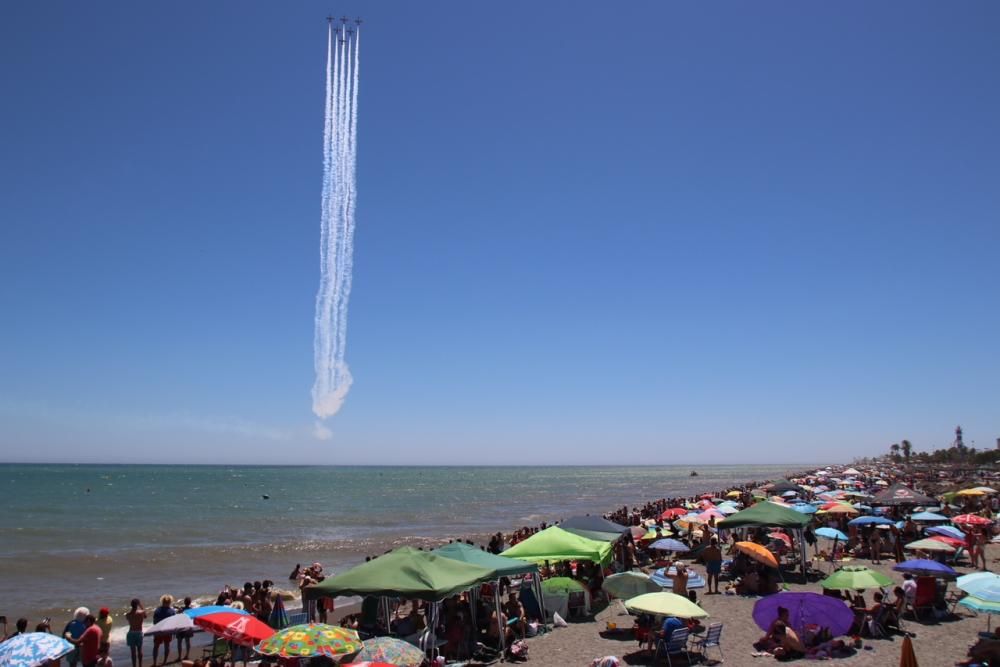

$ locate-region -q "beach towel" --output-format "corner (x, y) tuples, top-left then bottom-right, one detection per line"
(592, 657), (620, 667)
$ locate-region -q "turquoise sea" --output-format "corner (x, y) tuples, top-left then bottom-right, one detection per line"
(0, 463), (810, 625)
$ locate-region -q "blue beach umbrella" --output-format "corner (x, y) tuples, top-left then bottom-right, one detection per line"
(650, 538), (690, 553)
(792, 503), (817, 514)
(185, 605), (251, 619)
(911, 512), (948, 522)
(0, 633), (74, 667)
(958, 572), (1000, 602)
(892, 559), (958, 579)
(650, 567), (706, 590)
(927, 525), (966, 541)
(958, 595), (1000, 630)
(815, 527), (848, 542)
(848, 516), (893, 526)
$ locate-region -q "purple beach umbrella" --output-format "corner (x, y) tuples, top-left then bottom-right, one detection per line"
(753, 592), (854, 639)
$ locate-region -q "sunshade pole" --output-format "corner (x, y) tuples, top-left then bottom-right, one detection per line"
(495, 582), (507, 658)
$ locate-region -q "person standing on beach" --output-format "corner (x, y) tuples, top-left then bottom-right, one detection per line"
(125, 599), (146, 667)
(71, 614), (102, 667)
(703, 537), (723, 594)
(151, 596), (175, 667)
(95, 608), (113, 656)
(175, 598), (193, 661)
(672, 563), (689, 598)
(63, 608), (89, 667)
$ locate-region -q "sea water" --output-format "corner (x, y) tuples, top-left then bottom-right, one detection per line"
(0, 463), (807, 625)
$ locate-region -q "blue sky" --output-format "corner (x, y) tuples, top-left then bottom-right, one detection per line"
(1, 1), (997, 464)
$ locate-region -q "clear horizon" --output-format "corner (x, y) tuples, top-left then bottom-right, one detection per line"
(1, 1), (997, 465)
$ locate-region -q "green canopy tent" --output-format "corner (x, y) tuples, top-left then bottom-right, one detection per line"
(502, 526), (614, 565)
(432, 542), (543, 652)
(307, 546), (497, 601)
(718, 502), (812, 574)
(306, 546), (497, 656)
(560, 527), (624, 543)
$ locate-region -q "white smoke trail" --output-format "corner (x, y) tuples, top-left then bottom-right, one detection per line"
(313, 24), (360, 421)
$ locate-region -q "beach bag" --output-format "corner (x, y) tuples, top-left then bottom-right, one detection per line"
(552, 612), (568, 628)
(508, 639), (529, 661)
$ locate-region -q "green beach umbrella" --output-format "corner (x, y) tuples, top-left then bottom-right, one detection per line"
(541, 576), (587, 595)
(820, 566), (892, 591)
(603, 572), (661, 599)
(255, 623), (363, 658)
(625, 592), (709, 619)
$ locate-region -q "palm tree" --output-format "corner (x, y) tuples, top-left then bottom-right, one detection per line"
(890, 443), (901, 461)
(901, 440), (912, 461)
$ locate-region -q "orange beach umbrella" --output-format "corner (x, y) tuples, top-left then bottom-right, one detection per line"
(734, 541), (779, 569)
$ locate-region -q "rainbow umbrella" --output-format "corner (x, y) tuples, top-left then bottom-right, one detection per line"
(352, 637), (426, 667)
(255, 623), (363, 658)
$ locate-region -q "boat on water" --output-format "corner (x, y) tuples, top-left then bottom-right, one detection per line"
(690, 470), (698, 477)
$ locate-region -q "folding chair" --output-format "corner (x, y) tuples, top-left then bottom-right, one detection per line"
(655, 628), (691, 667)
(690, 622), (723, 662)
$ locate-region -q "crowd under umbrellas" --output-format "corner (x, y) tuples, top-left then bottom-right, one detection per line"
(6, 464), (1000, 667)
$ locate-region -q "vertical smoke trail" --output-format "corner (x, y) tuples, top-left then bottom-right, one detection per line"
(313, 24), (360, 423)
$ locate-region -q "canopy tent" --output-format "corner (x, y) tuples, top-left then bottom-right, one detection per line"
(871, 483), (936, 507)
(561, 527), (623, 543)
(306, 546), (496, 602)
(769, 479), (807, 495)
(558, 515), (630, 535)
(718, 502), (810, 573)
(717, 501), (811, 530)
(432, 542), (543, 654)
(432, 542), (538, 577)
(502, 526), (613, 565)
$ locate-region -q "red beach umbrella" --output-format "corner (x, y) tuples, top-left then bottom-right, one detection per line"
(194, 612), (275, 647)
(953, 514), (992, 526)
(661, 507), (688, 520)
(928, 535), (965, 548)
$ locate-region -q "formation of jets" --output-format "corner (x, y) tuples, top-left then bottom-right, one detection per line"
(327, 15), (362, 43)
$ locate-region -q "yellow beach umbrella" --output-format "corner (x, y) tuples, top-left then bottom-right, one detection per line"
(958, 489), (987, 497)
(625, 592), (709, 619)
(726, 490), (742, 498)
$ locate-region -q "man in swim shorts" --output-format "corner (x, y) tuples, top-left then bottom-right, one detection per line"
(125, 599), (146, 667)
(703, 537), (723, 594)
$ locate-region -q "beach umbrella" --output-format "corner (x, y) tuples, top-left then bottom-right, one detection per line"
(815, 527), (848, 542)
(957, 489), (987, 497)
(268, 593), (290, 629)
(603, 572), (661, 599)
(0, 633), (74, 667)
(848, 515), (893, 526)
(899, 634), (918, 667)
(892, 559), (958, 579)
(905, 538), (955, 553)
(910, 512), (947, 522)
(674, 515), (705, 531)
(144, 613), (198, 635)
(953, 514), (993, 526)
(256, 623), (364, 658)
(725, 490), (741, 498)
(716, 504), (739, 515)
(768, 531), (792, 547)
(661, 507), (688, 521)
(625, 592), (708, 619)
(821, 566), (892, 591)
(734, 541), (778, 569)
(927, 525), (966, 540)
(958, 572), (1000, 602)
(958, 596), (1000, 631)
(629, 525), (647, 540)
(650, 567), (706, 590)
(351, 637), (426, 667)
(184, 605), (250, 619)
(928, 535), (965, 548)
(752, 592), (854, 638)
(649, 538), (689, 553)
(194, 612), (275, 647)
(820, 504), (859, 515)
(541, 576), (587, 594)
(698, 508), (725, 521)
(792, 503), (817, 514)
(975, 487), (999, 494)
